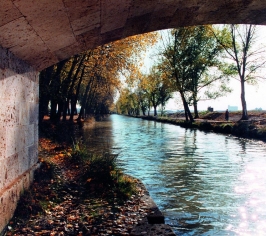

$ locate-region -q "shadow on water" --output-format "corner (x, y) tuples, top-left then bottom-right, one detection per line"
(81, 115), (266, 235)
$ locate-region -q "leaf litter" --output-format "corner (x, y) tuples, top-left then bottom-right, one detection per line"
(5, 138), (153, 236)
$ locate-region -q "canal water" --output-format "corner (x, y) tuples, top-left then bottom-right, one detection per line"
(82, 114), (266, 235)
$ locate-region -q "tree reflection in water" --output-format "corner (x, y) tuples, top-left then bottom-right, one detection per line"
(81, 115), (266, 235)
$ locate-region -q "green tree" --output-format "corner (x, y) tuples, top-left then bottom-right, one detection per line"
(116, 89), (136, 115)
(184, 26), (230, 118)
(158, 26), (229, 120)
(145, 65), (173, 116)
(158, 28), (196, 122)
(119, 66), (173, 116)
(213, 24), (266, 120)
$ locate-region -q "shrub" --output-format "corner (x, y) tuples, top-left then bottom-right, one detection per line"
(198, 121), (213, 131)
(256, 127), (266, 140)
(115, 174), (136, 200)
(83, 152), (118, 184)
(68, 139), (92, 164)
(232, 121), (250, 136)
(220, 123), (233, 133)
(67, 141), (137, 201)
(80, 151), (136, 201)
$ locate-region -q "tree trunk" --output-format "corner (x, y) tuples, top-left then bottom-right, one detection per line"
(70, 67), (86, 121)
(192, 89), (199, 118)
(193, 100), (199, 119)
(180, 91), (194, 122)
(49, 59), (68, 122)
(39, 66), (54, 123)
(69, 96), (76, 122)
(153, 106), (157, 116)
(184, 111), (188, 121)
(50, 100), (57, 121)
(240, 78), (249, 120)
(141, 106), (146, 116)
(56, 101), (64, 122)
(77, 77), (93, 121)
(39, 99), (50, 123)
(62, 99), (70, 121)
(67, 99), (71, 115)
(78, 106), (85, 120)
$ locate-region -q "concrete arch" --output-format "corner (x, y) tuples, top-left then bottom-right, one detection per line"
(1, 0), (266, 71)
(1, 0), (266, 233)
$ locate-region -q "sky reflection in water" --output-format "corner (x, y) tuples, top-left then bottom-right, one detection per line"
(82, 115), (266, 235)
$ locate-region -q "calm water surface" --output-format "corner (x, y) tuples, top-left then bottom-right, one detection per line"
(83, 114), (266, 235)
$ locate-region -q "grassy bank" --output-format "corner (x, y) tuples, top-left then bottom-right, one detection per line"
(141, 111), (266, 142)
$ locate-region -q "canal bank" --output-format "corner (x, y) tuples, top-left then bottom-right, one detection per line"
(140, 111), (266, 142)
(6, 114), (266, 235)
(3, 120), (175, 236)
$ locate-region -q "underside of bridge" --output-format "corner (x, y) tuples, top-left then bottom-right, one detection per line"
(1, 0), (266, 71)
(1, 0), (266, 233)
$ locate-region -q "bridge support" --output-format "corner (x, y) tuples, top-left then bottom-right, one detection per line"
(0, 47), (39, 233)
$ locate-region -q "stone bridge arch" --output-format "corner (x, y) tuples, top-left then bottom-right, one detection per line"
(1, 0), (266, 71)
(1, 0), (266, 233)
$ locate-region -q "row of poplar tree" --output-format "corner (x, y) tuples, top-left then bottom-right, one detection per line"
(116, 24), (265, 121)
(40, 24), (265, 123)
(39, 32), (158, 122)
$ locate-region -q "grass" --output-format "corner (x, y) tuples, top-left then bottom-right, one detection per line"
(68, 140), (137, 202)
(39, 119), (137, 201)
(67, 138), (92, 164)
(9, 121), (137, 233)
(9, 151), (136, 232)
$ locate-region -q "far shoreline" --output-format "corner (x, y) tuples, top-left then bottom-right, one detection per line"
(126, 110), (266, 142)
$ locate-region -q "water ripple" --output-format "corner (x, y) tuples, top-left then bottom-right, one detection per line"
(83, 115), (266, 235)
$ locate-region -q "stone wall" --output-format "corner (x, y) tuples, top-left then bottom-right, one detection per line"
(0, 46), (39, 233)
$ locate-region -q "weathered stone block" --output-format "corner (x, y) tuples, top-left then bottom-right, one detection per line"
(0, 158), (7, 190)
(3, 100), (20, 126)
(6, 125), (24, 156)
(34, 124), (38, 146)
(0, 125), (6, 158)
(5, 153), (19, 187)
(18, 148), (28, 175)
(25, 124), (34, 147)
(0, 46), (39, 234)
(0, 0), (22, 28)
(19, 102), (29, 125)
(29, 102), (39, 125)
(28, 143), (38, 168)
(0, 189), (11, 233)
(0, 168), (35, 234)
(24, 78), (34, 103)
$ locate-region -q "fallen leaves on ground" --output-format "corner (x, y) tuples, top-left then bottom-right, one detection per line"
(6, 138), (152, 236)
